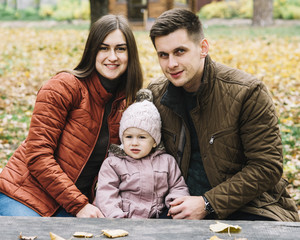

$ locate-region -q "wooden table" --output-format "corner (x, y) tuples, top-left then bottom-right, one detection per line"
(1, 216), (299, 240)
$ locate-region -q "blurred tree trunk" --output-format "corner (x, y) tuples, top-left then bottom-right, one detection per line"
(90, 0), (109, 26)
(12, 0), (17, 10)
(252, 0), (273, 26)
(34, 0), (41, 10)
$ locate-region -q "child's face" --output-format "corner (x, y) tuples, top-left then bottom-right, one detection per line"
(122, 127), (157, 159)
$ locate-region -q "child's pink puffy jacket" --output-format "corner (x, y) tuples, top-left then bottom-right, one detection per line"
(95, 144), (190, 218)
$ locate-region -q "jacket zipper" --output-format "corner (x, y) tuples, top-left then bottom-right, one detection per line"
(209, 128), (237, 145)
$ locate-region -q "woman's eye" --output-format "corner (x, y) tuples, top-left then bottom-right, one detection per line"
(99, 46), (108, 51)
(116, 47), (127, 53)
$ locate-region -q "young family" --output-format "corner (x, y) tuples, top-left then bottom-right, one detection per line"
(0, 9), (298, 221)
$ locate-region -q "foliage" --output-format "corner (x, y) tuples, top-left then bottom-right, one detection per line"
(198, 0), (253, 19)
(0, 26), (299, 210)
(0, 5), (43, 20)
(274, 0), (300, 19)
(198, 0), (300, 19)
(0, 0), (90, 21)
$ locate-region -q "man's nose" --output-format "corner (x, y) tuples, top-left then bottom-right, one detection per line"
(168, 55), (178, 68)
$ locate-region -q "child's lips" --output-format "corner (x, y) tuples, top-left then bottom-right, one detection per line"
(130, 149), (140, 154)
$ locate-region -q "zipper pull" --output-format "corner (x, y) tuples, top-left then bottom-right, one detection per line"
(209, 136), (215, 144)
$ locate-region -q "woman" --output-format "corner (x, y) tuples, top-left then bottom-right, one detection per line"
(0, 14), (143, 217)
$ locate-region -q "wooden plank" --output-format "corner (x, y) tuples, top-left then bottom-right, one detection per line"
(0, 216), (299, 240)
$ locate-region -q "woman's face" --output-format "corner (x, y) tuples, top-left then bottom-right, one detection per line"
(95, 29), (128, 80)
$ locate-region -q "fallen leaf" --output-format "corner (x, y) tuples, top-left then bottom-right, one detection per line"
(49, 232), (66, 240)
(19, 232), (37, 240)
(102, 229), (129, 238)
(209, 236), (224, 240)
(209, 221), (241, 236)
(73, 231), (93, 238)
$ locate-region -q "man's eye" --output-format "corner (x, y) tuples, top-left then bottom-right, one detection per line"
(158, 53), (168, 59)
(175, 49), (185, 55)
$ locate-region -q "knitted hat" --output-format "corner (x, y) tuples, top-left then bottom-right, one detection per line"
(119, 89), (161, 144)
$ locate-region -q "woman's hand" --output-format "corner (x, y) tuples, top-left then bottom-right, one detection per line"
(76, 203), (104, 218)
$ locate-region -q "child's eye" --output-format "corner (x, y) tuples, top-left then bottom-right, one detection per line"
(125, 135), (132, 139)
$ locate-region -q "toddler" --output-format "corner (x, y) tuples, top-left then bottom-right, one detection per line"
(95, 89), (189, 218)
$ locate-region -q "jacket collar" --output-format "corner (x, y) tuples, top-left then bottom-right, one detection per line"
(161, 55), (216, 112)
(87, 71), (126, 106)
(108, 142), (166, 162)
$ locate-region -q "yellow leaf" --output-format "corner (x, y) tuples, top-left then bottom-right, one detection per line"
(49, 232), (66, 240)
(73, 232), (93, 238)
(210, 236), (224, 240)
(209, 221), (241, 236)
(102, 229), (129, 238)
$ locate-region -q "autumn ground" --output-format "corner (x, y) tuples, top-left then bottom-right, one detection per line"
(0, 20), (299, 216)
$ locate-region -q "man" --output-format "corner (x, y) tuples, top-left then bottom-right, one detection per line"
(148, 8), (299, 221)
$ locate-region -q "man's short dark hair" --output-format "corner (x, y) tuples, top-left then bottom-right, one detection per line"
(150, 8), (204, 47)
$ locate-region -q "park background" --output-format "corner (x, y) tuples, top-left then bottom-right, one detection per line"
(0, 0), (299, 217)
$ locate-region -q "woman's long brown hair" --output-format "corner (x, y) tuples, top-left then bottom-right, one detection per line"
(71, 14), (143, 106)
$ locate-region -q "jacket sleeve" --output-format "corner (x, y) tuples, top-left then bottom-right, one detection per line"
(95, 158), (127, 218)
(165, 155), (190, 208)
(25, 73), (89, 216)
(206, 81), (283, 219)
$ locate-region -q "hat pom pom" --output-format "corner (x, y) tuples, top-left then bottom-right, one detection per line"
(136, 89), (153, 102)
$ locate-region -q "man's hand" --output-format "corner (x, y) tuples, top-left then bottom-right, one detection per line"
(168, 196), (207, 219)
(76, 203), (104, 218)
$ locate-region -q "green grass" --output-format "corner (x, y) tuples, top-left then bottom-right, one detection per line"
(203, 24), (300, 38)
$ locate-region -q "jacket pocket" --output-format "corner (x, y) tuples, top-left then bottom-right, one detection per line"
(250, 178), (288, 208)
(208, 127), (244, 174)
(122, 199), (131, 212)
(209, 127), (238, 145)
(153, 170), (168, 197)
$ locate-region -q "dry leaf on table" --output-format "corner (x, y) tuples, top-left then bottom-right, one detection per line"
(102, 229), (129, 238)
(73, 232), (93, 238)
(210, 221), (241, 236)
(19, 233), (37, 240)
(209, 236), (224, 240)
(49, 232), (66, 240)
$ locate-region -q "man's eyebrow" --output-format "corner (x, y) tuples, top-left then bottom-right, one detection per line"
(157, 46), (186, 55)
(157, 51), (168, 55)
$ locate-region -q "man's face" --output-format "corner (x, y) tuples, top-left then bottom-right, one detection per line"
(154, 29), (208, 92)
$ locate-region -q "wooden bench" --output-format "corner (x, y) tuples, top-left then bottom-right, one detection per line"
(1, 216), (299, 239)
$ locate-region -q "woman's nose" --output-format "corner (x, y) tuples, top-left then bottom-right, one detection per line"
(108, 49), (118, 61)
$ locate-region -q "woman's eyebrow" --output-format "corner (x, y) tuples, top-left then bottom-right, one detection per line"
(101, 43), (127, 46)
